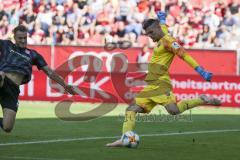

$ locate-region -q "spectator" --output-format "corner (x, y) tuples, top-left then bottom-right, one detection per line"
(52, 5), (66, 26)
(198, 25), (211, 43)
(115, 21), (127, 41)
(0, 15), (11, 39)
(31, 20), (45, 44)
(223, 9), (237, 27)
(203, 9), (221, 32)
(0, 3), (8, 21)
(229, 0), (240, 15)
(116, 0), (135, 22)
(21, 5), (36, 33)
(136, 44), (150, 71)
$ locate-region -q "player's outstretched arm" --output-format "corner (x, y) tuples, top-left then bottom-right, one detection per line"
(177, 48), (212, 81)
(42, 66), (77, 95)
(177, 49), (213, 81)
(162, 37), (213, 81)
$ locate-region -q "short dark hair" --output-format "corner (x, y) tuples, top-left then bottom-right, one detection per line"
(13, 25), (28, 34)
(142, 19), (159, 30)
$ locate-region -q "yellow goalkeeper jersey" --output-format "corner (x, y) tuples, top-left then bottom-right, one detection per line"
(145, 34), (199, 84)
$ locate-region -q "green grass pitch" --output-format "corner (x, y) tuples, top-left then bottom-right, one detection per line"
(0, 101), (240, 160)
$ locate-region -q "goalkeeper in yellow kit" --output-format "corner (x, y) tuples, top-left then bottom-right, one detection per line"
(106, 12), (221, 147)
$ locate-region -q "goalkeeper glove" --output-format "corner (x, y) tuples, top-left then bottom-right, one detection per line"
(157, 11), (166, 24)
(195, 66), (213, 81)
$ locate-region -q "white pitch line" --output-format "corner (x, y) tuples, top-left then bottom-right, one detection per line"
(0, 129), (239, 147)
(140, 129), (240, 137)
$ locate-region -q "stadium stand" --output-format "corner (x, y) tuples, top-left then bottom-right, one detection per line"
(0, 0), (239, 48)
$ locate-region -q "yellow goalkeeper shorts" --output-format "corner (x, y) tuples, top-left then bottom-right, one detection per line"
(135, 83), (176, 113)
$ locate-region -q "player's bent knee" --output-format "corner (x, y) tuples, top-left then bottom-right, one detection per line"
(3, 126), (13, 133)
(2, 122), (15, 133)
(126, 103), (144, 113)
(165, 103), (180, 115)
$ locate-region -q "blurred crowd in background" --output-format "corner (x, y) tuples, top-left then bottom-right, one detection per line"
(0, 0), (240, 49)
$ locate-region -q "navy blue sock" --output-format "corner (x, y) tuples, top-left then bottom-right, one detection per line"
(0, 118), (3, 129)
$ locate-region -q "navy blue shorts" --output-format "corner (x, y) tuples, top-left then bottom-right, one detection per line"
(0, 76), (20, 112)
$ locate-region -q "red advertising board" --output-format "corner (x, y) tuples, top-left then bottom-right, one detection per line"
(19, 71), (240, 107)
(30, 45), (237, 75)
(171, 74), (240, 107)
(21, 46), (239, 107)
(169, 49), (237, 75)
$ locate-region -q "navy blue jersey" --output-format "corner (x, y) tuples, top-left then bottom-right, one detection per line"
(0, 40), (47, 84)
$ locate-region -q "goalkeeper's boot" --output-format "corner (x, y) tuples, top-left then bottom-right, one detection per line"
(199, 94), (221, 106)
(106, 139), (123, 147)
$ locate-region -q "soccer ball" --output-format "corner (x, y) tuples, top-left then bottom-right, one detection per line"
(121, 131), (140, 148)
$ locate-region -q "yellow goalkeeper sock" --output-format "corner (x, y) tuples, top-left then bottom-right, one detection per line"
(122, 111), (136, 134)
(177, 98), (205, 113)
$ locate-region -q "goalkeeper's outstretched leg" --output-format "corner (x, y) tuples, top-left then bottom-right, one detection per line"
(106, 94), (221, 147)
(165, 94), (221, 115)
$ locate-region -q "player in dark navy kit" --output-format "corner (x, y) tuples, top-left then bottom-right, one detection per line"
(0, 25), (76, 133)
